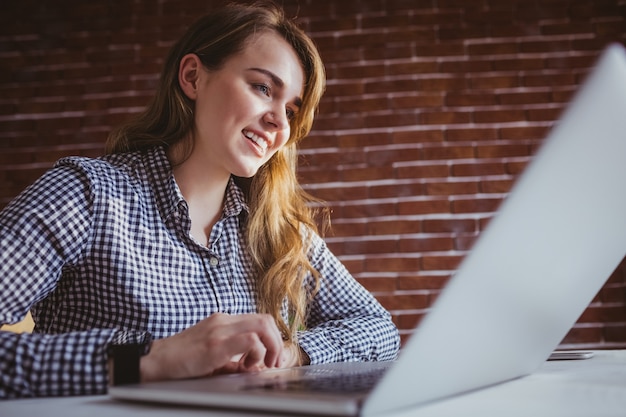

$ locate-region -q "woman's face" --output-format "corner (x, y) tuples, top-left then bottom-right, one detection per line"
(182, 30), (304, 179)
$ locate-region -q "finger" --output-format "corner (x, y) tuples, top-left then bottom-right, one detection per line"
(250, 315), (284, 368)
(216, 314), (284, 368)
(241, 346), (266, 370)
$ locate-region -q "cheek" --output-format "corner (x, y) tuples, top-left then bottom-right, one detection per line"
(276, 128), (292, 148)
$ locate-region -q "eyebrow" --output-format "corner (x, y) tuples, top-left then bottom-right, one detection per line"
(247, 67), (303, 108)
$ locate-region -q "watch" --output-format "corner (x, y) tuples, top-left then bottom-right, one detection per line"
(107, 332), (153, 386)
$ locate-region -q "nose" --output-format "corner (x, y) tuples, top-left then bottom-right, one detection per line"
(262, 108), (289, 131)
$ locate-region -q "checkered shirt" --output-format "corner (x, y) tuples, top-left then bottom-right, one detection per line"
(0, 146), (400, 398)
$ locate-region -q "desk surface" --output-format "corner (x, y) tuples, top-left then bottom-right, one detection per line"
(3, 350), (626, 417)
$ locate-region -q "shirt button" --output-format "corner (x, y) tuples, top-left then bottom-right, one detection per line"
(209, 257), (219, 266)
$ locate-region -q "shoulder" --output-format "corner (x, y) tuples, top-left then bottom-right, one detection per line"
(52, 148), (172, 198)
(54, 151), (145, 184)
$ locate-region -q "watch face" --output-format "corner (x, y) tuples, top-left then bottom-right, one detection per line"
(108, 344), (143, 386)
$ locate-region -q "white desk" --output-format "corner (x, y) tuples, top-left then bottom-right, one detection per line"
(2, 350), (626, 417)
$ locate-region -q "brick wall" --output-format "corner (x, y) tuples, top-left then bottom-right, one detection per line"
(1, 0), (625, 348)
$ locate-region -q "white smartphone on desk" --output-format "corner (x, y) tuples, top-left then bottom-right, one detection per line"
(548, 351), (595, 361)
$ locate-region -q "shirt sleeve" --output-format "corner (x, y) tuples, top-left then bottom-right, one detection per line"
(0, 328), (117, 398)
(297, 232), (400, 364)
(0, 163), (94, 324)
(0, 162), (123, 398)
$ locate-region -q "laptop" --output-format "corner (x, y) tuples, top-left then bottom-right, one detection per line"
(109, 42), (626, 416)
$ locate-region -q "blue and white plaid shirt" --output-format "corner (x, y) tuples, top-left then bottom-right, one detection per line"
(0, 146), (399, 398)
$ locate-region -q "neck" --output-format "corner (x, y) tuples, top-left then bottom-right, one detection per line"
(167, 144), (231, 245)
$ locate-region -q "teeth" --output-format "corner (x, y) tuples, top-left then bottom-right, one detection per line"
(243, 130), (268, 151)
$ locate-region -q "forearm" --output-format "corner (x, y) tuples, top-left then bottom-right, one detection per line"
(297, 311), (400, 364)
(0, 328), (118, 398)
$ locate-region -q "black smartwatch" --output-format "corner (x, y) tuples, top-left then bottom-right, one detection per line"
(107, 332), (153, 386)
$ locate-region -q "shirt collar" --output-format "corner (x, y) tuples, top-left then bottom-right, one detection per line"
(223, 177), (249, 218)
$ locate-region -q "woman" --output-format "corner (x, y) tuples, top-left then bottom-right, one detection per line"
(0, 1), (399, 398)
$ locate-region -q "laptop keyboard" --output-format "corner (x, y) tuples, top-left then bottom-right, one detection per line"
(243, 366), (388, 394)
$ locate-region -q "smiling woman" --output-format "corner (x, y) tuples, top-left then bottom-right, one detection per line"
(0, 1), (400, 399)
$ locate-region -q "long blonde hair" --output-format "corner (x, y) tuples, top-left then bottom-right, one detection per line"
(105, 1), (327, 341)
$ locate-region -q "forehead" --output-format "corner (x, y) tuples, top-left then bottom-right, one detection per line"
(231, 30), (304, 96)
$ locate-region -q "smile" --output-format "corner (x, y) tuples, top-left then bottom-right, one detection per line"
(243, 129), (268, 152)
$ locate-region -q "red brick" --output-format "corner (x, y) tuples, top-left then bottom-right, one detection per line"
(467, 41), (518, 55)
(388, 61), (439, 76)
(425, 180), (480, 196)
(496, 57), (546, 71)
(369, 182), (426, 199)
(446, 128), (498, 142)
(342, 166), (395, 182)
(399, 236), (455, 253)
(476, 143), (532, 159)
(445, 92), (497, 107)
(480, 179), (514, 194)
(368, 219), (422, 236)
(420, 110), (472, 125)
(451, 162), (506, 177)
(339, 238), (400, 256)
(334, 63), (386, 79)
(365, 112), (419, 128)
(365, 256), (422, 273)
(396, 163), (449, 179)
(470, 75), (520, 89)
(421, 254), (464, 271)
(398, 199), (451, 215)
(361, 147), (421, 166)
(527, 107), (565, 122)
(338, 132), (394, 148)
(392, 129), (444, 144)
(499, 126), (551, 140)
(308, 185), (369, 203)
(439, 59), (493, 73)
(451, 197), (503, 214)
(391, 93), (444, 109)
(522, 72), (577, 87)
(377, 293), (431, 311)
(341, 201), (397, 218)
(422, 218), (477, 234)
(422, 145), (475, 160)
(397, 275), (451, 291)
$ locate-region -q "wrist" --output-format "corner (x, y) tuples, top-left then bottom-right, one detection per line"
(284, 342), (309, 367)
(107, 331), (152, 386)
(139, 340), (164, 383)
(299, 346), (310, 365)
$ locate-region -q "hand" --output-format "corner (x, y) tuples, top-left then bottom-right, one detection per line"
(280, 341), (310, 368)
(139, 313), (284, 382)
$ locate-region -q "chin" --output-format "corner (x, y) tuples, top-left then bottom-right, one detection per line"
(233, 167), (261, 179)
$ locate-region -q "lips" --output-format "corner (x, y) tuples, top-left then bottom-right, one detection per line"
(243, 129), (268, 152)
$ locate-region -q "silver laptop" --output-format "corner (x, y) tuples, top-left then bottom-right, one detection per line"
(109, 42), (626, 416)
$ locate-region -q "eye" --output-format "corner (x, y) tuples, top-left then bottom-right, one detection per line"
(286, 108), (297, 121)
(254, 83), (271, 97)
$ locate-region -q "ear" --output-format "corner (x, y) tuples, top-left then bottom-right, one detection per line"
(179, 53), (202, 100)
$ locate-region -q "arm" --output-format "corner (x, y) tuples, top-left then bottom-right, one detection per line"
(297, 233), (400, 364)
(0, 161), (288, 397)
(0, 328), (120, 398)
(0, 163), (103, 398)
